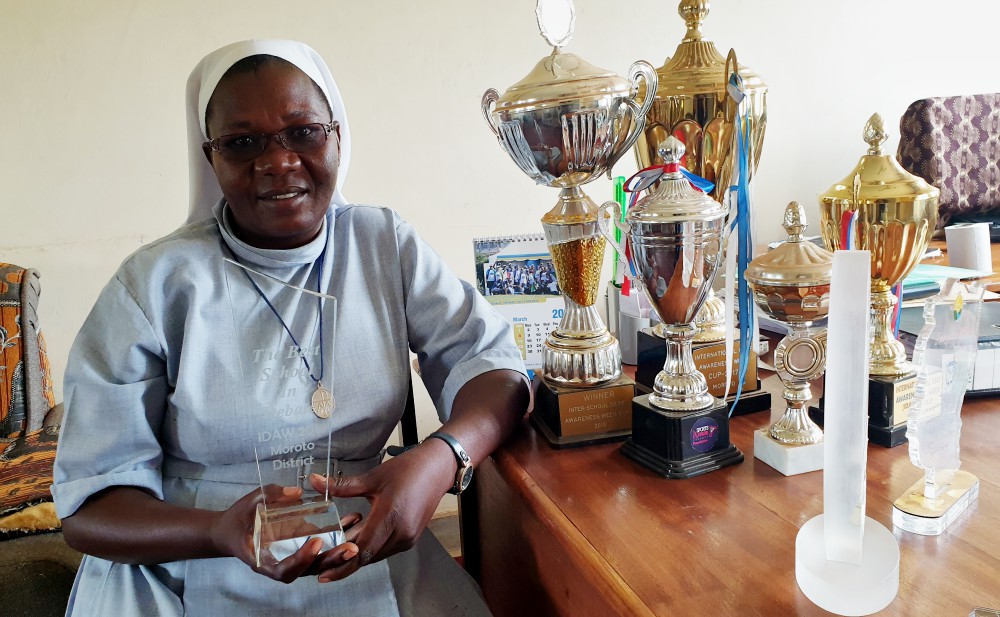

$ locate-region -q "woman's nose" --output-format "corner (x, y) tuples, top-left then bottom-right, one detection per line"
(254, 136), (301, 173)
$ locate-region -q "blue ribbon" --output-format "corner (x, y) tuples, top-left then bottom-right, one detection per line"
(681, 168), (715, 194)
(728, 74), (754, 416)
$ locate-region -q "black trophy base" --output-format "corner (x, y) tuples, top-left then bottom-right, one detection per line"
(808, 401), (908, 449)
(634, 380), (771, 417)
(810, 372), (916, 448)
(530, 374), (635, 449)
(622, 394), (744, 479)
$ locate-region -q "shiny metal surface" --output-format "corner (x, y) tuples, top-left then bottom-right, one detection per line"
(482, 4), (658, 387)
(601, 137), (725, 410)
(747, 202), (832, 445)
(633, 0), (766, 204)
(819, 113), (940, 376)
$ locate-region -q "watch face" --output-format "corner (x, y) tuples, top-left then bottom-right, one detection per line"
(458, 466), (474, 493)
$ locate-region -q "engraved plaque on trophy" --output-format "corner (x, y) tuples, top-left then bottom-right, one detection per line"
(482, 0), (656, 447)
(600, 137), (742, 478)
(816, 113), (940, 448)
(223, 257), (345, 567)
(893, 280), (985, 535)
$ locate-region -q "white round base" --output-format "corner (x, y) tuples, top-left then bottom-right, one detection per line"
(795, 514), (900, 616)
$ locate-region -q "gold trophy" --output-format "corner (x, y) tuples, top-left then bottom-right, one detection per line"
(747, 202), (833, 476)
(632, 0), (769, 414)
(482, 0), (656, 446)
(817, 113), (940, 447)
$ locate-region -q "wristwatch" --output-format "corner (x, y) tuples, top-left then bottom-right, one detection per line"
(427, 431), (473, 494)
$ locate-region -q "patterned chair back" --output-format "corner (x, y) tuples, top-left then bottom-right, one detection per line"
(897, 94), (1000, 228)
(0, 263), (59, 520)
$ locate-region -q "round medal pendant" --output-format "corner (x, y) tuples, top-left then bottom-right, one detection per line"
(312, 383), (335, 419)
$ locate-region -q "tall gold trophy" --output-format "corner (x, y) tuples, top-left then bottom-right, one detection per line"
(632, 0), (769, 415)
(482, 0), (657, 446)
(817, 113), (940, 447)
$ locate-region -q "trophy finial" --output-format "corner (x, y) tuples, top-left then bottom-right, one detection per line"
(658, 136), (686, 165)
(782, 201), (807, 242)
(678, 0), (710, 42)
(863, 113), (889, 155)
(536, 0), (576, 50)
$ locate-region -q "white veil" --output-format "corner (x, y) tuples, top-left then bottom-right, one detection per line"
(184, 39), (351, 224)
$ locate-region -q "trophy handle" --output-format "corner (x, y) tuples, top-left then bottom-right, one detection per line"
(482, 89), (501, 138)
(607, 61), (658, 178)
(598, 200), (631, 273)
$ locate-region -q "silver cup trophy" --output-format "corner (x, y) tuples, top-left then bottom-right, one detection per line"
(482, 0), (656, 389)
(600, 136), (743, 477)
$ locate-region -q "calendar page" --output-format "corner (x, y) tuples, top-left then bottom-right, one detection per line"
(473, 234), (564, 377)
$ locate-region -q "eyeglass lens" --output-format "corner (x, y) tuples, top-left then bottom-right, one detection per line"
(216, 124), (329, 161)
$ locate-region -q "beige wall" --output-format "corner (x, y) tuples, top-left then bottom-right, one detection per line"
(2, 1), (999, 511)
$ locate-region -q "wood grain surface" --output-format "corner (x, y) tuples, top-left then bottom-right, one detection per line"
(475, 335), (1000, 616)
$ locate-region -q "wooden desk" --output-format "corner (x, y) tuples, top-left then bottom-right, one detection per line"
(470, 371), (1000, 616)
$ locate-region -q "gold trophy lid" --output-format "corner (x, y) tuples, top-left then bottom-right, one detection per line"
(746, 202), (833, 288)
(820, 113), (940, 206)
(628, 137), (726, 223)
(494, 52), (632, 115)
(652, 0), (766, 97)
(494, 0), (631, 115)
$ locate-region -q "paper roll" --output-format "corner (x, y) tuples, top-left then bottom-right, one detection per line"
(945, 223), (992, 272)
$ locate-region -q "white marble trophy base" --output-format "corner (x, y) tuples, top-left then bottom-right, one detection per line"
(795, 514), (900, 616)
(753, 428), (824, 476)
(892, 470), (980, 536)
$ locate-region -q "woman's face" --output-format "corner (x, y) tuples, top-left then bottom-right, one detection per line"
(205, 62), (339, 249)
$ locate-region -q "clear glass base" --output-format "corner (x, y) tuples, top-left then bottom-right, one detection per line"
(893, 471), (979, 536)
(253, 496), (345, 566)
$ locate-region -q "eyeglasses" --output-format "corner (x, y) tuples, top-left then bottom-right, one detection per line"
(205, 122), (336, 163)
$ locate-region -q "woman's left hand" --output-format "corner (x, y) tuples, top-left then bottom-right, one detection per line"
(307, 439), (456, 583)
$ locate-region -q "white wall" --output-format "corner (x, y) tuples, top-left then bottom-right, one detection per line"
(2, 0), (999, 505)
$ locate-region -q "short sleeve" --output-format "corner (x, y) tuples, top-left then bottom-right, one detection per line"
(51, 276), (169, 519)
(396, 219), (527, 421)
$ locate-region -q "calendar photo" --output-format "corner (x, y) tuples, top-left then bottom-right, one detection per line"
(472, 235), (565, 374)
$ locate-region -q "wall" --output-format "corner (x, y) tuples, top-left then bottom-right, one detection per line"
(2, 1), (999, 512)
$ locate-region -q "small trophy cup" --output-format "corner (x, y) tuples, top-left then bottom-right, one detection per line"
(630, 1), (769, 413)
(816, 113), (940, 447)
(746, 202), (832, 476)
(600, 137), (743, 478)
(893, 280), (985, 535)
(633, 0), (767, 344)
(482, 0), (656, 446)
(223, 258), (345, 567)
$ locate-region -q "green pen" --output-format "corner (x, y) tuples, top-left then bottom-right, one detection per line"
(612, 176), (626, 287)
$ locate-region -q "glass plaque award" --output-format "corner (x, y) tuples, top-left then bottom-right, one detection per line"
(223, 256), (345, 567)
(893, 279), (985, 536)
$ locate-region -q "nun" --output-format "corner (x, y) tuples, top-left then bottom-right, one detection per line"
(53, 39), (528, 616)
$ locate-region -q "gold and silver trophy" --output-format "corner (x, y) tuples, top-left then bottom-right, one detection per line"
(631, 0), (769, 414)
(482, 0), (656, 446)
(816, 113), (940, 447)
(601, 137), (742, 477)
(747, 202), (832, 476)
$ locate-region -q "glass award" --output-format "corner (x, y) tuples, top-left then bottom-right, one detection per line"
(223, 256), (345, 567)
(893, 279), (985, 536)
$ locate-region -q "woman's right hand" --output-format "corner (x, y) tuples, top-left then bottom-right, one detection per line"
(212, 484), (362, 584)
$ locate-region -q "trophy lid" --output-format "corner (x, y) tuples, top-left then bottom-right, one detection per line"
(746, 202), (833, 287)
(819, 113), (940, 206)
(494, 51), (633, 115)
(652, 0), (766, 97)
(494, 0), (632, 115)
(628, 137), (727, 223)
